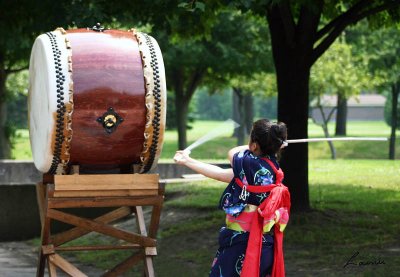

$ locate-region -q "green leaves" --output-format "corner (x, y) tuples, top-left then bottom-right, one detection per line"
(178, 1), (206, 12)
(5, 70), (28, 100)
(310, 38), (370, 101)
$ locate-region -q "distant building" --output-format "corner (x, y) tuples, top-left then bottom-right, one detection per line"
(310, 94), (386, 122)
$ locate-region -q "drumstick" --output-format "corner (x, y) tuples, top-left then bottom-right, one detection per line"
(282, 137), (388, 147)
(185, 119), (240, 152)
(174, 119), (240, 162)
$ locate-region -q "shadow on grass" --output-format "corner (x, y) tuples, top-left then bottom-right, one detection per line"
(284, 183), (400, 277)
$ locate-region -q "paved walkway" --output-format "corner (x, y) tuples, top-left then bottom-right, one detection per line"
(0, 241), (40, 277)
(0, 241), (102, 277)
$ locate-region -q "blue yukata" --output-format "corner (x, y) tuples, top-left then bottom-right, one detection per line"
(209, 150), (279, 277)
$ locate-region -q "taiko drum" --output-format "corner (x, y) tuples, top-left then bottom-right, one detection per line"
(28, 26), (166, 174)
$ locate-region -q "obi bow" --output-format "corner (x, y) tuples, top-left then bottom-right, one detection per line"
(236, 158), (291, 277)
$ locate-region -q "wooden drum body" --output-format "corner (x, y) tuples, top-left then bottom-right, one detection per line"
(29, 27), (166, 174)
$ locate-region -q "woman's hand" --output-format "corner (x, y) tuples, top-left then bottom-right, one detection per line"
(173, 150), (191, 165)
(173, 150), (233, 183)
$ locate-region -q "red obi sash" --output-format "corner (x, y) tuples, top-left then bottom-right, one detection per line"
(236, 158), (291, 277)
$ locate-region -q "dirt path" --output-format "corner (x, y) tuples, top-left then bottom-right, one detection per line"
(0, 241), (103, 277)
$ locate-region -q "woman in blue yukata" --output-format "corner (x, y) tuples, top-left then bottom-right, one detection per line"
(174, 119), (290, 277)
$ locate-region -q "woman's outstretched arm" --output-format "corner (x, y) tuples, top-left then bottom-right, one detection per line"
(174, 151), (233, 183)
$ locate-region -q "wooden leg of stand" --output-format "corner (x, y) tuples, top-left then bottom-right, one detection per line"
(147, 198), (163, 277)
(149, 197), (163, 238)
(36, 183), (46, 225)
(143, 257), (155, 277)
(48, 257), (57, 277)
(135, 206), (155, 277)
(36, 249), (46, 277)
(36, 183), (49, 277)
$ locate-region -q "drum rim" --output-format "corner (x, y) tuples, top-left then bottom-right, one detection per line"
(28, 29), (74, 174)
(134, 30), (167, 173)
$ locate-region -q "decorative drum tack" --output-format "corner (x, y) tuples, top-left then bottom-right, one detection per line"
(28, 26), (166, 174)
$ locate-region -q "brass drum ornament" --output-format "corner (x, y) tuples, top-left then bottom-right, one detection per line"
(28, 27), (167, 174)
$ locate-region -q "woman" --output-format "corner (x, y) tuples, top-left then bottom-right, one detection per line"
(174, 119), (290, 277)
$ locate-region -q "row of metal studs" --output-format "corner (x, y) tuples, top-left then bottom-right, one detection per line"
(142, 34), (162, 173)
(46, 32), (66, 174)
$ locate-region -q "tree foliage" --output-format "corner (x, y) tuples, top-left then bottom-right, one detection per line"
(309, 37), (373, 147)
(352, 23), (400, 159)
(158, 9), (273, 148)
(310, 39), (371, 101)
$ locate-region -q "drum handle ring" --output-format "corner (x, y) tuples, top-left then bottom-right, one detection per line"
(97, 107), (124, 134)
(88, 23), (106, 32)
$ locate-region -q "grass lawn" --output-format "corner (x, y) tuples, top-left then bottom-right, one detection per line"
(11, 129), (31, 160)
(41, 159), (400, 276)
(12, 120), (400, 161)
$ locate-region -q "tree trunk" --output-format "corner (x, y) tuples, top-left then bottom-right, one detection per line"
(0, 57), (11, 159)
(232, 89), (240, 139)
(389, 83), (399, 160)
(233, 87), (246, 145)
(244, 93), (253, 134)
(173, 72), (188, 150)
(321, 123), (336, 160)
(317, 104), (337, 160)
(267, 5), (322, 212)
(175, 96), (189, 150)
(173, 69), (205, 150)
(276, 65), (310, 211)
(335, 93), (347, 136)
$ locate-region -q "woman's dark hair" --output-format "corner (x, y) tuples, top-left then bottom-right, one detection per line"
(250, 119), (287, 156)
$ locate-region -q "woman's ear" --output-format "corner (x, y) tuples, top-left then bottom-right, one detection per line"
(249, 142), (258, 152)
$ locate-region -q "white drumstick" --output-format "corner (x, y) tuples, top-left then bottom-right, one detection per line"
(185, 119), (240, 152)
(282, 137), (388, 147)
(174, 119), (240, 162)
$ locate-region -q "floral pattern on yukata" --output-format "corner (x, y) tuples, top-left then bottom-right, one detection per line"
(209, 227), (274, 277)
(219, 150), (279, 217)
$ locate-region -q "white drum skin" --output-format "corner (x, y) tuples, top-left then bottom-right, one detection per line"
(29, 30), (71, 173)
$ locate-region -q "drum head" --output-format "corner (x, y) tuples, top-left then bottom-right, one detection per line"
(29, 31), (72, 173)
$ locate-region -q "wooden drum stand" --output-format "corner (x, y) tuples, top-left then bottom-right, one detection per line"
(35, 166), (165, 277)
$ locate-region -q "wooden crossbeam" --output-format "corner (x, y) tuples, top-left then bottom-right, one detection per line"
(47, 209), (157, 247)
(52, 206), (132, 246)
(47, 196), (163, 209)
(48, 260), (57, 277)
(54, 174), (159, 191)
(56, 245), (141, 251)
(49, 253), (87, 277)
(52, 189), (159, 198)
(102, 252), (144, 277)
